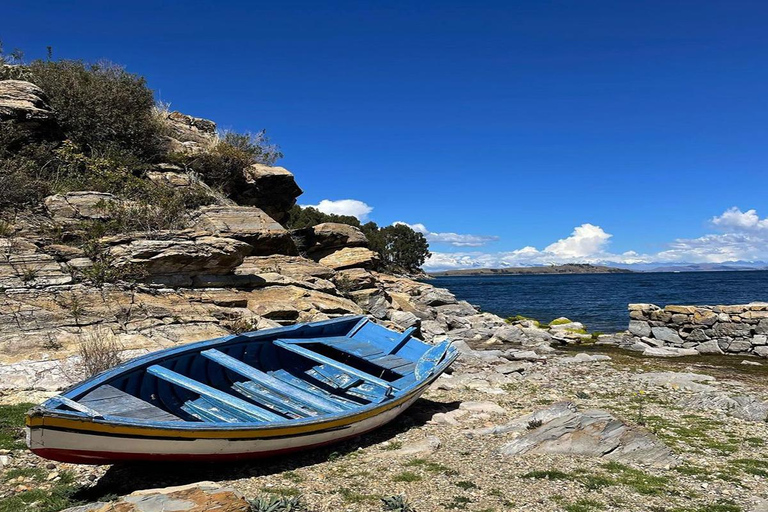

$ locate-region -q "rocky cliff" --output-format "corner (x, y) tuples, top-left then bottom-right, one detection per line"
(0, 79), (544, 393)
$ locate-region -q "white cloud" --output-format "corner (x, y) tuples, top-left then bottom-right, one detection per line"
(394, 221), (499, 247)
(301, 199), (373, 221)
(543, 223), (612, 259)
(424, 207), (768, 271)
(711, 207), (768, 231)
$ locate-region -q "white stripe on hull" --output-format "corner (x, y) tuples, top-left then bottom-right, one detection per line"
(28, 390), (424, 458)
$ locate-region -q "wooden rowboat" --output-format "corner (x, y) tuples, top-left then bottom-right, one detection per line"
(26, 316), (457, 464)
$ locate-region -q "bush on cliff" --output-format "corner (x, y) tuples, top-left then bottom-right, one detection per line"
(27, 59), (162, 159)
(185, 130), (282, 198)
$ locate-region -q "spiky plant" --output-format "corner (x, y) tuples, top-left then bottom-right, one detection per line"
(381, 495), (416, 512)
(250, 495), (305, 512)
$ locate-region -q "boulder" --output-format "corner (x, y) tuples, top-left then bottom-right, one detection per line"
(390, 310), (420, 330)
(191, 205), (297, 255)
(62, 482), (251, 512)
(348, 288), (389, 319)
(317, 247), (379, 270)
(44, 192), (118, 222)
(292, 222), (368, 256)
(628, 320), (652, 337)
(334, 268), (376, 291)
(237, 164), (302, 222)
(492, 324), (526, 344)
(650, 326), (684, 345)
(693, 309), (718, 326)
(695, 340), (724, 355)
(108, 236), (251, 281)
(234, 255), (334, 280)
(499, 405), (676, 467)
(245, 285), (362, 320)
(161, 111), (217, 154)
(418, 287), (458, 306)
(713, 322), (752, 338)
(0, 80), (60, 139)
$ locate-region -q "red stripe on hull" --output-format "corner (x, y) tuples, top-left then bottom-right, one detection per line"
(30, 425), (379, 464)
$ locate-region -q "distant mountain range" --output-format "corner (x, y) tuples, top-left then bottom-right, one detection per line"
(428, 263), (633, 276)
(428, 262), (768, 276)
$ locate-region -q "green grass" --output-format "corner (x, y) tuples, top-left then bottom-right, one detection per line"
(454, 480), (478, 490)
(337, 487), (379, 504)
(744, 437), (765, 447)
(730, 458), (768, 477)
(392, 471), (422, 483)
(602, 462), (668, 495)
(403, 458), (451, 473)
(564, 498), (606, 512)
(443, 496), (472, 510)
(3, 468), (46, 482)
(520, 469), (571, 480)
(381, 441), (403, 451)
(0, 403), (34, 450)
(0, 481), (82, 512)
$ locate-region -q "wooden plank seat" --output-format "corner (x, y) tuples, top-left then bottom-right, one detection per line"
(200, 349), (345, 414)
(269, 369), (360, 410)
(77, 385), (182, 422)
(274, 339), (395, 395)
(182, 397), (250, 423)
(147, 365), (282, 422)
(233, 381), (317, 418)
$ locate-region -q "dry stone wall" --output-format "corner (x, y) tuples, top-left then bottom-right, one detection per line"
(627, 303), (768, 357)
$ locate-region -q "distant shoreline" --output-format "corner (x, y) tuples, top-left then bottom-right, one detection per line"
(428, 263), (633, 277)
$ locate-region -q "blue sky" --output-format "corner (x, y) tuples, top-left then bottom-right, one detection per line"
(5, 1), (768, 269)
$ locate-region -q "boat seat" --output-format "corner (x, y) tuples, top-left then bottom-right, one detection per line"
(307, 363), (362, 390)
(200, 349), (345, 414)
(274, 339), (395, 395)
(233, 381), (318, 418)
(369, 354), (416, 374)
(147, 365), (284, 422)
(278, 336), (387, 359)
(182, 397), (252, 423)
(269, 369), (360, 410)
(78, 385), (183, 422)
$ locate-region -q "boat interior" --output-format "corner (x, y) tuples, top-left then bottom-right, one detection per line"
(43, 317), (454, 426)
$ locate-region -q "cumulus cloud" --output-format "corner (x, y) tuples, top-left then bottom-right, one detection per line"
(424, 207), (768, 271)
(543, 223), (612, 259)
(301, 199), (373, 221)
(393, 222), (499, 247)
(711, 207), (768, 231)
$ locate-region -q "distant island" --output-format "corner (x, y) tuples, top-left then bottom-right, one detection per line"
(429, 263), (633, 277)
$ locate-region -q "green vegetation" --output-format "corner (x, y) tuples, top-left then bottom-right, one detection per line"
(0, 470), (82, 512)
(549, 318), (572, 326)
(730, 458), (768, 477)
(249, 495), (306, 512)
(564, 498), (606, 512)
(0, 403), (34, 450)
(392, 471), (422, 483)
(337, 487), (380, 504)
(454, 480), (478, 490)
(288, 206), (430, 273)
(381, 495), (416, 512)
(520, 469), (571, 480)
(403, 458), (451, 473)
(601, 462), (668, 495)
(443, 496), (472, 510)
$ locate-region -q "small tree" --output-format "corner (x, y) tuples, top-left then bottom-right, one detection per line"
(379, 224), (430, 272)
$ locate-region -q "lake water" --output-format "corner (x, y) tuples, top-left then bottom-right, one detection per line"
(430, 271), (768, 332)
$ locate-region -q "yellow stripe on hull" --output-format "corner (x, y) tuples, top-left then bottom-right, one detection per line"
(26, 383), (425, 440)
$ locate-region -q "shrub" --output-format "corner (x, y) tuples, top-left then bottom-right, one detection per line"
(76, 328), (123, 377)
(186, 130), (282, 198)
(249, 495), (305, 512)
(381, 495), (416, 512)
(27, 59), (161, 159)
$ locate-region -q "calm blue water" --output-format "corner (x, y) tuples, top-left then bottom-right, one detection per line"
(430, 271), (768, 332)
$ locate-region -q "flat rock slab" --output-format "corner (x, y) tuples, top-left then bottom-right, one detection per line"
(633, 372), (717, 393)
(678, 393), (768, 422)
(499, 405), (677, 467)
(62, 482), (251, 512)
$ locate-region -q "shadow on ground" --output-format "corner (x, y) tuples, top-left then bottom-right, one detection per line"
(73, 397), (460, 501)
